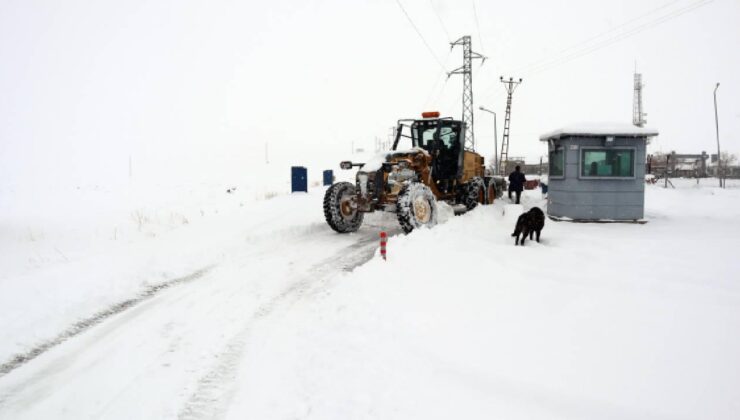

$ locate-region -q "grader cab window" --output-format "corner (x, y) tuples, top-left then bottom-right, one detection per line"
(420, 126), (437, 147)
(413, 121), (462, 151)
(439, 126), (459, 148)
(412, 121), (439, 150)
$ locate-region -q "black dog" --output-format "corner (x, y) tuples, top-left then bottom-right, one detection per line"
(512, 207), (545, 246)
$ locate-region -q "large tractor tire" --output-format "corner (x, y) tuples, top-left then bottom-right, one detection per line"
(461, 177), (485, 211)
(396, 183), (438, 234)
(323, 182), (364, 233)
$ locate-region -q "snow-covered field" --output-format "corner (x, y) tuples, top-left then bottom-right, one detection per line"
(1, 177), (739, 419)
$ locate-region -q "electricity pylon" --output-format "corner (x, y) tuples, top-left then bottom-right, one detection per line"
(499, 76), (522, 176)
(448, 35), (485, 151)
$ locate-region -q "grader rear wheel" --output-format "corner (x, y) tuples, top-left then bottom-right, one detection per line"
(461, 177), (485, 210)
(484, 180), (496, 205)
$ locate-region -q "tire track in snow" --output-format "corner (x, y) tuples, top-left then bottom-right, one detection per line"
(0, 266), (214, 379)
(0, 213), (400, 413)
(177, 231), (390, 420)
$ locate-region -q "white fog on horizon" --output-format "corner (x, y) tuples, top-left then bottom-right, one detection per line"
(1, 0), (738, 188)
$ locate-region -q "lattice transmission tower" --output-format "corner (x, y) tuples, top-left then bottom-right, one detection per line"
(448, 35), (485, 151)
(633, 71), (647, 127)
(499, 76), (522, 176)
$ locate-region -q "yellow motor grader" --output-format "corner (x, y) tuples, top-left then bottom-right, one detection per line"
(324, 112), (505, 233)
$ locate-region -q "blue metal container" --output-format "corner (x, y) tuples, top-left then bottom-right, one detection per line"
(323, 170), (333, 186)
(291, 166), (308, 192)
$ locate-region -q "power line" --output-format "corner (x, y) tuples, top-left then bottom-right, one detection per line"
(428, 65), (455, 111)
(522, 0), (713, 77)
(511, 0), (683, 76)
(524, 0), (712, 77)
(395, 0), (446, 69)
(429, 0), (452, 42)
(471, 0), (485, 55)
(480, 0), (713, 96)
(423, 50), (453, 109)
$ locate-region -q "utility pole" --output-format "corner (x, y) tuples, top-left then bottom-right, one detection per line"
(539, 156), (543, 176)
(499, 76), (523, 176)
(714, 82), (722, 188)
(478, 106), (498, 175)
(633, 69), (647, 127)
(448, 35), (485, 151)
(664, 153), (675, 189)
(665, 153), (669, 188)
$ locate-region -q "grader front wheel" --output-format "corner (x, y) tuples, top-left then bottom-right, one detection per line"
(323, 182), (364, 233)
(396, 183), (438, 234)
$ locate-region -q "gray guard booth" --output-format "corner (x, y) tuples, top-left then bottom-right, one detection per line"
(540, 124), (659, 222)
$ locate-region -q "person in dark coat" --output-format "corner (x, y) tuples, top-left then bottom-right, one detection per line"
(508, 165), (526, 204)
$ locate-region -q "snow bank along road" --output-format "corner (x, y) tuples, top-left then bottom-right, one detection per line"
(1, 180), (740, 419)
(0, 190), (400, 419)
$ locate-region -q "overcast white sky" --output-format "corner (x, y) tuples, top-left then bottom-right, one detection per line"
(1, 0), (738, 187)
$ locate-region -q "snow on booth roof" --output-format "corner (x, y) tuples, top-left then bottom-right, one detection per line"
(539, 122), (659, 141)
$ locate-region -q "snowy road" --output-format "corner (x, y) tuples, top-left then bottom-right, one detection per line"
(2, 182), (739, 419)
(0, 191), (400, 419)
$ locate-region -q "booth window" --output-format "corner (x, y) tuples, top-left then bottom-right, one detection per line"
(581, 149), (634, 177)
(549, 149), (564, 177)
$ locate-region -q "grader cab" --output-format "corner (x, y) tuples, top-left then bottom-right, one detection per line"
(324, 112), (504, 233)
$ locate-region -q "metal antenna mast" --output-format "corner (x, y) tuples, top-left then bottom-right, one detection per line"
(633, 69), (647, 127)
(498, 76), (522, 175)
(448, 35), (485, 151)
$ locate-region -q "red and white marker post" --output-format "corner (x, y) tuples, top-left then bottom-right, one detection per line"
(379, 231), (387, 260)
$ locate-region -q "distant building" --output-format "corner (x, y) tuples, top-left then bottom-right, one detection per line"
(501, 157), (547, 176)
(540, 123), (658, 222)
(648, 151), (708, 177)
(521, 161), (548, 176)
(707, 155), (740, 178)
(500, 157), (525, 175)
(708, 163), (740, 178)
